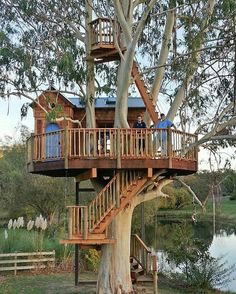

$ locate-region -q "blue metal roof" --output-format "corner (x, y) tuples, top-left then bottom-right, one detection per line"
(67, 97), (145, 108)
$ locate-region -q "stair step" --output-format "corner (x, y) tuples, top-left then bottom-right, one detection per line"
(136, 275), (153, 283)
(131, 268), (144, 274)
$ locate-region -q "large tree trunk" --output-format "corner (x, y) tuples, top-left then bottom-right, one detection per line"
(114, 56), (132, 128)
(97, 205), (134, 293)
(85, 0), (95, 128)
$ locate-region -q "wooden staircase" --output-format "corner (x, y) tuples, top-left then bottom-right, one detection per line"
(61, 171), (148, 245)
(131, 61), (159, 125)
(130, 234), (157, 288)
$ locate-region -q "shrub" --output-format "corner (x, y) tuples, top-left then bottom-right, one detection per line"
(80, 249), (100, 272)
(229, 189), (236, 200)
(165, 222), (235, 290)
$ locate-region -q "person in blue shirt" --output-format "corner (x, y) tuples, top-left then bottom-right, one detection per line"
(155, 113), (176, 156)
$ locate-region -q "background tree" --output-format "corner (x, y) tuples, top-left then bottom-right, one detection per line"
(0, 127), (75, 224)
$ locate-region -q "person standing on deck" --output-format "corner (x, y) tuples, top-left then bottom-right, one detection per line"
(133, 115), (146, 154)
(155, 113), (176, 156)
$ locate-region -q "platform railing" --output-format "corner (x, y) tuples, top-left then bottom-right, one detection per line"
(27, 128), (197, 163)
(90, 17), (118, 48)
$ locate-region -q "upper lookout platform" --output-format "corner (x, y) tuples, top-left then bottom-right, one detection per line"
(89, 17), (125, 62)
(26, 127), (198, 178)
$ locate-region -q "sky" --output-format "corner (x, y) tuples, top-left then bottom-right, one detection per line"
(0, 96), (34, 143)
(0, 96), (234, 170)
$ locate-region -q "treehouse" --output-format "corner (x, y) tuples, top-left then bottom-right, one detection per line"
(26, 17), (198, 288)
(31, 87), (146, 134)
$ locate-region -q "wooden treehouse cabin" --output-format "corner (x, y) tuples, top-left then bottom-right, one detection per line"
(26, 17), (198, 286)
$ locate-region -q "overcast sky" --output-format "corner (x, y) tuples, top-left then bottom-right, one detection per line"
(0, 97), (34, 142)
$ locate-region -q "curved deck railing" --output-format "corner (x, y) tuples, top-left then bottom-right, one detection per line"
(27, 128), (198, 164)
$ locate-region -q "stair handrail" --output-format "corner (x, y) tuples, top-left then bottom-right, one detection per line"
(88, 173), (119, 231)
(133, 57), (161, 114)
(130, 234), (154, 274)
(88, 170), (142, 231)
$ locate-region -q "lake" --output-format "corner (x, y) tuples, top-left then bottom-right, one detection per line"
(144, 218), (236, 292)
(210, 233), (236, 292)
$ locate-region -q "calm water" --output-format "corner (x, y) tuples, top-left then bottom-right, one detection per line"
(144, 219), (236, 292)
(210, 233), (236, 292)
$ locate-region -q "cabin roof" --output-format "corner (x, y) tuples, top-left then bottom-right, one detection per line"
(68, 97), (145, 108)
(32, 86), (146, 109)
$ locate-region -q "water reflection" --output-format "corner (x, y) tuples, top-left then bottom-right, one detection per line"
(210, 234), (236, 292)
(143, 219), (236, 292)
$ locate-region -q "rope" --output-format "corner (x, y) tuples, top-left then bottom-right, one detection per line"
(191, 195), (197, 224)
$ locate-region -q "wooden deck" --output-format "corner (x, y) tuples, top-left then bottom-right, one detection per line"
(26, 128), (198, 177)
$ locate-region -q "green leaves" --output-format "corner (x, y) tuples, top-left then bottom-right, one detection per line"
(0, 137), (74, 221)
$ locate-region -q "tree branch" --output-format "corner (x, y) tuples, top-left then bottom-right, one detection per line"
(173, 177), (205, 211)
(167, 0), (216, 121)
(113, 0), (132, 44)
(151, 8), (175, 103)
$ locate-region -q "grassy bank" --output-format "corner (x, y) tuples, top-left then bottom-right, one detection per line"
(0, 272), (234, 294)
(156, 198), (236, 223)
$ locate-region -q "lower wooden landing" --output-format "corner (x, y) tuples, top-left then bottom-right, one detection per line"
(60, 238), (116, 245)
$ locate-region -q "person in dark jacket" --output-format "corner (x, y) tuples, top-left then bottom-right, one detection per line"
(133, 115), (146, 154)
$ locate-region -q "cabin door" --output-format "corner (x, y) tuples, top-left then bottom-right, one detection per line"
(45, 123), (60, 159)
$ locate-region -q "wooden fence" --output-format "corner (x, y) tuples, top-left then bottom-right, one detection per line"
(0, 251), (55, 275)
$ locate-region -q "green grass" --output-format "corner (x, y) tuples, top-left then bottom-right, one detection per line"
(219, 199), (236, 218)
(0, 228), (73, 262)
(0, 272), (97, 294)
(157, 197), (236, 224)
(0, 272), (234, 294)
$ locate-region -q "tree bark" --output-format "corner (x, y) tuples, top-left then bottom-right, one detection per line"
(85, 0), (96, 128)
(97, 206), (134, 293)
(151, 9), (175, 102)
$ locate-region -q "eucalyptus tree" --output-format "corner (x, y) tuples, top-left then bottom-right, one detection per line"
(1, 0), (236, 293)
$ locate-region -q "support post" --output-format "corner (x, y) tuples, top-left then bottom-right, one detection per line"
(152, 255), (158, 294)
(167, 128), (172, 168)
(64, 127), (69, 169)
(75, 181), (80, 286)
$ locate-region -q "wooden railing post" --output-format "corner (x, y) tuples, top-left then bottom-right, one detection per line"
(83, 207), (88, 239)
(64, 128), (69, 169)
(68, 207), (73, 239)
(30, 134), (34, 162)
(116, 173), (120, 208)
(14, 252), (17, 275)
(99, 18), (102, 44)
(27, 134), (34, 167)
(167, 128), (172, 168)
(152, 255), (158, 294)
(195, 134), (198, 162)
(117, 129), (121, 168)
